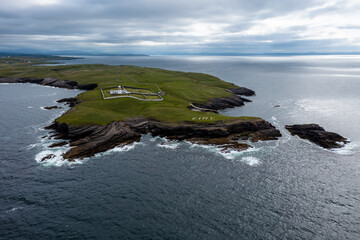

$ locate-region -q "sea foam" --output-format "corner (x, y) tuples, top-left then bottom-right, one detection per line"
(35, 148), (83, 167)
(241, 156), (260, 166)
(186, 141), (262, 165)
(331, 141), (359, 155)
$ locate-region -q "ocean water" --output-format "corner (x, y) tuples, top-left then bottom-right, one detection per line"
(1, 56), (360, 239)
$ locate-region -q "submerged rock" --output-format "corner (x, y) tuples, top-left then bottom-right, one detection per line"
(41, 154), (56, 162)
(285, 124), (348, 149)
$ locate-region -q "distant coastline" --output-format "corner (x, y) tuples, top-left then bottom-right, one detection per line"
(155, 52), (360, 57)
(3, 51), (360, 58)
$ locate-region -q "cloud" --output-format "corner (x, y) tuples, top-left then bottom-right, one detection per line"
(0, 0), (359, 53)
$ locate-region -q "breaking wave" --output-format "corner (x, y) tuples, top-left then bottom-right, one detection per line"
(331, 141), (359, 155)
(186, 141), (263, 165)
(35, 146), (83, 167)
(147, 135), (265, 165)
(241, 156), (260, 166)
(153, 137), (180, 149)
(107, 142), (145, 153)
(157, 142), (180, 149)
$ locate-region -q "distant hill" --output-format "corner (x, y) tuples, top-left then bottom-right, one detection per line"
(174, 52), (360, 56)
(88, 53), (149, 56)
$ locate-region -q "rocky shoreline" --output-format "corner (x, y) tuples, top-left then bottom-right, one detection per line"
(46, 117), (281, 161)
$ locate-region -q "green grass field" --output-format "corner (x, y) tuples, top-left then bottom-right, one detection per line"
(0, 63), (259, 125)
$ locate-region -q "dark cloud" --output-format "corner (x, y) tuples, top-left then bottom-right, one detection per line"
(0, 0), (359, 53)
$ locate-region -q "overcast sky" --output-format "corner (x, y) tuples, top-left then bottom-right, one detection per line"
(1, 0), (360, 54)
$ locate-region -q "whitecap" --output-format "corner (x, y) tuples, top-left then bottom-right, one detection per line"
(28, 143), (41, 149)
(6, 207), (23, 213)
(241, 156), (260, 166)
(219, 147), (262, 160)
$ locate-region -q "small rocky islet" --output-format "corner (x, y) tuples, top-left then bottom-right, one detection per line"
(285, 124), (348, 149)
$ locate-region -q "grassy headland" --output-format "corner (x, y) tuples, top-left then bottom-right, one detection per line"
(0, 62), (258, 125)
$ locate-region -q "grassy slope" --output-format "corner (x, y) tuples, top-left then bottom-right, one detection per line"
(0, 64), (259, 125)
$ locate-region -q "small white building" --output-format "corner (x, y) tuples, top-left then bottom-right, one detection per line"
(109, 86), (129, 95)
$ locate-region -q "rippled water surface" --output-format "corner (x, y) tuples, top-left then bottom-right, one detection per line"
(1, 56), (360, 239)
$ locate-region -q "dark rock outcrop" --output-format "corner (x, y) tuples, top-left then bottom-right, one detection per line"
(192, 95), (250, 111)
(48, 141), (68, 148)
(0, 77), (97, 90)
(47, 118), (281, 160)
(41, 154), (55, 162)
(57, 97), (81, 107)
(190, 87), (255, 112)
(43, 106), (63, 110)
(48, 121), (142, 160)
(285, 124), (348, 149)
(228, 87), (256, 96)
(77, 84), (98, 90)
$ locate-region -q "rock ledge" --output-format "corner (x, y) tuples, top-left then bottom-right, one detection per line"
(285, 124), (348, 149)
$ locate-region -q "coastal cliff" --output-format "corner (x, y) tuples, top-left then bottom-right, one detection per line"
(0, 77), (97, 90)
(47, 118), (280, 160)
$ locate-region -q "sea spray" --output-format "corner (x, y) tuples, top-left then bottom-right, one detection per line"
(152, 136), (181, 149)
